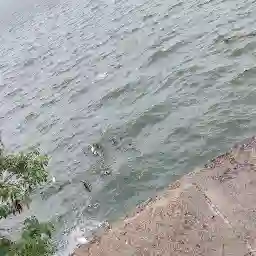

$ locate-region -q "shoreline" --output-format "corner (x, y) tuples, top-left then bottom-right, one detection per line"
(73, 136), (256, 256)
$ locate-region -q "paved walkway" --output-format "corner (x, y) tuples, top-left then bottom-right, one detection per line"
(74, 137), (256, 256)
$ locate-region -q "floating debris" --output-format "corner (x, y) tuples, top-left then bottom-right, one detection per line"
(88, 143), (103, 156)
(81, 180), (92, 192)
(101, 170), (112, 176)
(110, 137), (118, 146)
(88, 202), (100, 209)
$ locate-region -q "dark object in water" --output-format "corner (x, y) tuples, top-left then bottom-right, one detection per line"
(92, 143), (102, 150)
(223, 31), (256, 44)
(101, 170), (112, 176)
(81, 180), (92, 192)
(110, 138), (118, 146)
(12, 200), (23, 215)
(223, 38), (230, 43)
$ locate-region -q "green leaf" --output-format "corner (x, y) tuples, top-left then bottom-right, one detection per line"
(0, 144), (54, 255)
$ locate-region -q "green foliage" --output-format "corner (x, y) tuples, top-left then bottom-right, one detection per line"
(0, 142), (54, 255)
(0, 148), (49, 219)
(8, 217), (54, 256)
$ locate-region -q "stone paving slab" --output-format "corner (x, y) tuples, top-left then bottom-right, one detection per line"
(74, 137), (256, 256)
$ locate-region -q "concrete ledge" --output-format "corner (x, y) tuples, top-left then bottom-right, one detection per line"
(74, 137), (256, 256)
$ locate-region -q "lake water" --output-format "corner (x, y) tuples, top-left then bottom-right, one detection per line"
(1, 0), (256, 254)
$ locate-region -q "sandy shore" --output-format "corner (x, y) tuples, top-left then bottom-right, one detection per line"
(73, 137), (256, 256)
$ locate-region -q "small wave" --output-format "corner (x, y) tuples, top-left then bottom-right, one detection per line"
(51, 134), (77, 154)
(100, 84), (131, 104)
(69, 86), (89, 103)
(40, 98), (60, 108)
(142, 13), (154, 22)
(124, 26), (140, 35)
(143, 40), (189, 68)
(229, 66), (256, 85)
(53, 74), (80, 94)
(123, 101), (171, 139)
(40, 180), (72, 200)
(4, 87), (23, 99)
(4, 102), (28, 117)
(25, 111), (39, 123)
(149, 31), (177, 49)
(218, 31), (256, 44)
(36, 118), (60, 135)
(230, 41), (256, 57)
(196, 0), (214, 8)
(22, 57), (36, 68)
(168, 1), (183, 12)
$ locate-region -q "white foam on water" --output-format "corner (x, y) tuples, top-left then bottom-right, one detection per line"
(57, 220), (103, 256)
(95, 72), (108, 81)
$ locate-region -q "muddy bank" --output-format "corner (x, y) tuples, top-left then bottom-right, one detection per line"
(73, 137), (256, 256)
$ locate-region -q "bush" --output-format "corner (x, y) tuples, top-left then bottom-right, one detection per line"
(0, 141), (54, 255)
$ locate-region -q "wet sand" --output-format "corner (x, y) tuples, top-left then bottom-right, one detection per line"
(73, 137), (256, 256)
